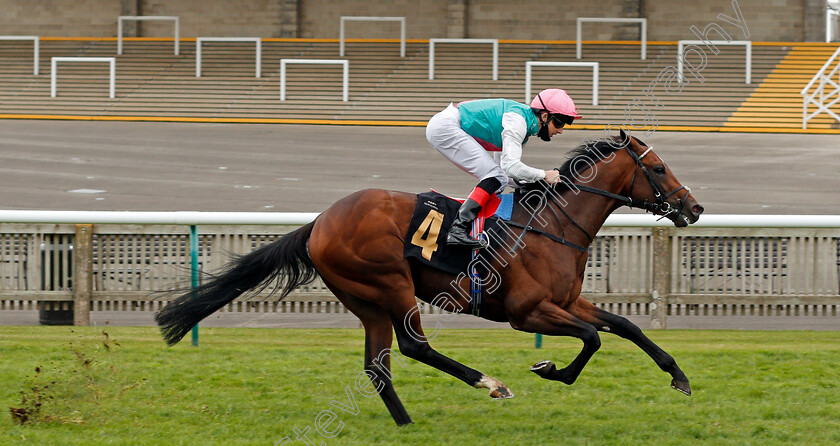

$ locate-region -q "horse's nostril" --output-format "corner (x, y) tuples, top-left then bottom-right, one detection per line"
(692, 205), (704, 215)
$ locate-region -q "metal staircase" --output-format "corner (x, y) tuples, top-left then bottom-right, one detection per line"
(801, 45), (840, 129)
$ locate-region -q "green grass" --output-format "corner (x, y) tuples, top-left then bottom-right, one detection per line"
(1, 326), (839, 445)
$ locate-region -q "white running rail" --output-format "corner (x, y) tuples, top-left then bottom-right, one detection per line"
(801, 45), (840, 129)
(339, 16), (405, 57)
(50, 57), (116, 98)
(117, 16), (180, 55)
(828, 7), (840, 43)
(195, 37), (262, 78)
(429, 38), (498, 81)
(677, 40), (752, 84)
(525, 61), (599, 106)
(280, 59), (349, 102)
(0, 36), (39, 75)
(577, 17), (647, 60)
(1, 211), (839, 228)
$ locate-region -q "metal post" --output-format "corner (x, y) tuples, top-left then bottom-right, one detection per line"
(535, 333), (543, 349)
(400, 18), (406, 58)
(109, 58), (115, 98)
(174, 17), (180, 56)
(195, 39), (202, 77)
(72, 224), (93, 326)
(746, 42), (752, 84)
(342, 61), (349, 102)
(650, 227), (671, 329)
(428, 41), (435, 80)
(339, 19), (345, 56)
(255, 40), (261, 78)
(33, 38), (39, 75)
(50, 58), (56, 97)
(280, 61), (286, 100)
(492, 40), (498, 81)
(190, 224), (199, 346)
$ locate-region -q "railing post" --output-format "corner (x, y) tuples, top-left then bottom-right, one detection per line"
(72, 224), (93, 326)
(650, 227), (671, 329)
(190, 224), (199, 346)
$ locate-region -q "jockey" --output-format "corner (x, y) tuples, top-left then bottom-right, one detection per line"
(425, 88), (581, 249)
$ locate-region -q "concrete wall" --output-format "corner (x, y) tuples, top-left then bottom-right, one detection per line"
(465, 0), (636, 40)
(298, 0), (449, 39)
(139, 0), (292, 37)
(0, 0), (825, 41)
(0, 0), (121, 36)
(642, 0), (803, 42)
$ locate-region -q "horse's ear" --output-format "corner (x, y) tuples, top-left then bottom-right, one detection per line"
(619, 128), (630, 147)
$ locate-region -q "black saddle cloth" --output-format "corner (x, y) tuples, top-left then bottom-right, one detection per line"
(404, 191), (506, 275)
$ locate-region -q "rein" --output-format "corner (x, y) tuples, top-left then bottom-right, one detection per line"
(505, 143), (690, 253)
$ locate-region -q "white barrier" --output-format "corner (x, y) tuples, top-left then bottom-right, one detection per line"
(280, 59), (349, 102)
(339, 16), (405, 57)
(50, 57), (116, 99)
(577, 17), (647, 60)
(828, 8), (840, 43)
(118, 16), (180, 55)
(800, 45), (840, 129)
(525, 61), (599, 106)
(196, 37), (262, 78)
(678, 40), (752, 84)
(0, 211), (318, 225)
(2, 211), (838, 228)
(429, 38), (498, 81)
(0, 36), (39, 75)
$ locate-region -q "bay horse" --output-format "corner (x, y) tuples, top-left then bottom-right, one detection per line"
(155, 130), (704, 425)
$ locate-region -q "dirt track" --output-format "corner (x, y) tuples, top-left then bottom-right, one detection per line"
(1, 120), (838, 214)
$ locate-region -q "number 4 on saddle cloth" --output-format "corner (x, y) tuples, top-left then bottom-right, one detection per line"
(404, 191), (514, 316)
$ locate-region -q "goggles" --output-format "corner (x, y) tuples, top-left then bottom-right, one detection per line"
(551, 113), (575, 128)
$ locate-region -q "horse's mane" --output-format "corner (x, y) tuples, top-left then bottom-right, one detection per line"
(516, 135), (646, 194)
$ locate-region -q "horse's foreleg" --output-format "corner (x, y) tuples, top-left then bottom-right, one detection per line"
(392, 302), (513, 399)
(568, 298), (691, 396)
(515, 300), (601, 385)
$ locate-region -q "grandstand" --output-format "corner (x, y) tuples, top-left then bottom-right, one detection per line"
(0, 37), (837, 132)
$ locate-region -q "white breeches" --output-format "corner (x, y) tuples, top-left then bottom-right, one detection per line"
(425, 104), (508, 194)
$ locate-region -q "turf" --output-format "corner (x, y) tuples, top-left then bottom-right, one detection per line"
(1, 326), (838, 445)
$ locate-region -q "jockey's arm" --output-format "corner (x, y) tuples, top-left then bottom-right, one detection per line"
(499, 112), (559, 184)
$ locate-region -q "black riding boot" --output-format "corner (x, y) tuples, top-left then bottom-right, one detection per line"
(446, 199), (487, 249)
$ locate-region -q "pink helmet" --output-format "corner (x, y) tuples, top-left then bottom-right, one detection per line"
(530, 89), (582, 122)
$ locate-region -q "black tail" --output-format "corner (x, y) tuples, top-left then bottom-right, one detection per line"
(155, 221), (318, 346)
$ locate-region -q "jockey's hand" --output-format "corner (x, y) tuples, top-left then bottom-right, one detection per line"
(544, 169), (562, 185)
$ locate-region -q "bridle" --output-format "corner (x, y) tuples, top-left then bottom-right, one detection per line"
(575, 143), (691, 223)
(505, 142), (691, 253)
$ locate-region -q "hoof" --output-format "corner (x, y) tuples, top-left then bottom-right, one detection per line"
(671, 379), (691, 396)
(474, 375), (514, 399)
(529, 360), (555, 378)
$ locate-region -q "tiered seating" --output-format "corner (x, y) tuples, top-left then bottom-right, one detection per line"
(726, 44), (840, 129)
(0, 38), (834, 132)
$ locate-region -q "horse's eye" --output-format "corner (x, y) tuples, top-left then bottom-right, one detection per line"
(653, 166), (666, 175)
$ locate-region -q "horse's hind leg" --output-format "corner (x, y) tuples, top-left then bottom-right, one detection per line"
(392, 299), (513, 399)
(362, 315), (414, 425)
(568, 298), (691, 396)
(325, 285), (413, 425)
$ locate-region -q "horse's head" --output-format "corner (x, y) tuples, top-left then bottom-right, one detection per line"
(618, 129), (704, 227)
